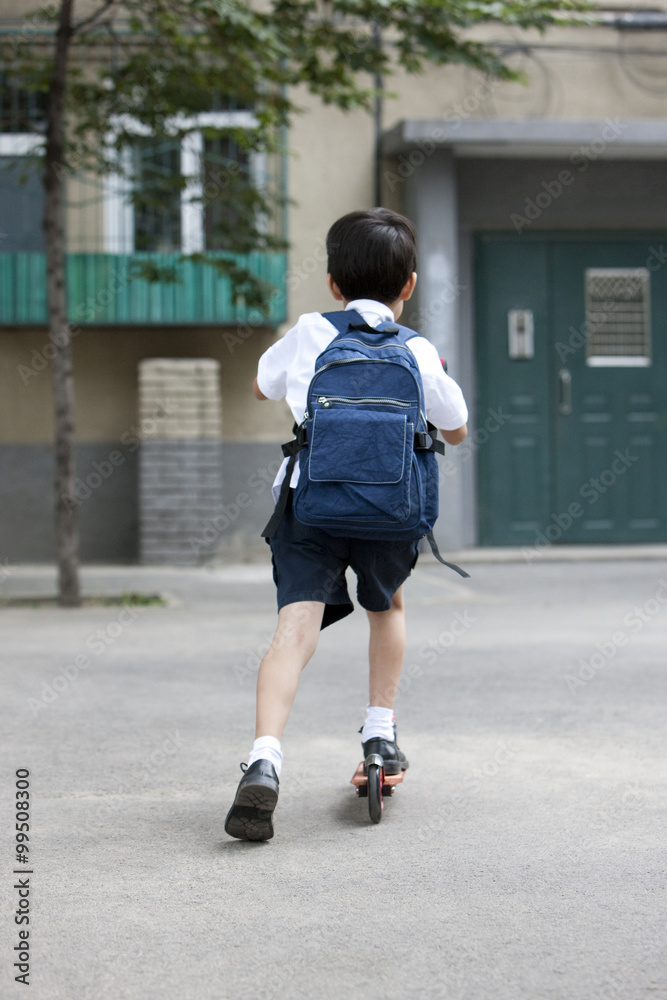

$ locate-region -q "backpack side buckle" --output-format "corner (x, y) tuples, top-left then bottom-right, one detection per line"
(281, 422), (308, 457)
(415, 424), (445, 455)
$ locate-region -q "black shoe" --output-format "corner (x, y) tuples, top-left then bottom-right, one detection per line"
(224, 759), (279, 841)
(361, 736), (409, 776)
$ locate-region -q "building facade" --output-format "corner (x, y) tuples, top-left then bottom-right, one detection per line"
(1, 3), (666, 562)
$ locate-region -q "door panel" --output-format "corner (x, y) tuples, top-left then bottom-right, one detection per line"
(476, 239), (551, 545)
(551, 241), (666, 542)
(476, 233), (667, 546)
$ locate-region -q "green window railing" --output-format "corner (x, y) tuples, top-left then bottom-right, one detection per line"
(0, 251), (287, 326)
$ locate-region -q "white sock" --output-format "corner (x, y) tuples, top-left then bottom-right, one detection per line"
(247, 735), (283, 778)
(361, 706), (395, 742)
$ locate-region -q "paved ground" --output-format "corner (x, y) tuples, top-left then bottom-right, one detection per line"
(1, 553), (666, 1000)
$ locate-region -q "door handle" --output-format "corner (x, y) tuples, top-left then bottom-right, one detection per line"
(558, 368), (572, 416)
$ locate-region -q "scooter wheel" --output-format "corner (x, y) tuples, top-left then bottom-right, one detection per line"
(367, 762), (383, 824)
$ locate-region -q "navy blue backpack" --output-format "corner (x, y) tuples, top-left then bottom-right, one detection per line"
(262, 310), (468, 577)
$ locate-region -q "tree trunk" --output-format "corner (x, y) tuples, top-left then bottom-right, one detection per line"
(44, 0), (80, 607)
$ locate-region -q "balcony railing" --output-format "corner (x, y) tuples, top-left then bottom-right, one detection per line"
(0, 251), (287, 326)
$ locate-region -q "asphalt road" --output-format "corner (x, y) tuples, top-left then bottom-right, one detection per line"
(2, 555), (666, 999)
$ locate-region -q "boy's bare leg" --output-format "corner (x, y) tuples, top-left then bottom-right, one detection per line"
(366, 585), (406, 709)
(225, 601), (324, 842)
(255, 600), (325, 740)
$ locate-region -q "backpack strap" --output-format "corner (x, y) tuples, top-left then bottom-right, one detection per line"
(321, 309), (366, 334)
(322, 309), (407, 338)
(425, 531), (470, 577)
(261, 423), (307, 539)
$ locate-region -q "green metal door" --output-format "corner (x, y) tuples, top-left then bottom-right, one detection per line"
(476, 233), (667, 546)
(476, 237), (551, 546)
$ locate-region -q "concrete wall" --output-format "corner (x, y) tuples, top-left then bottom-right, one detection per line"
(457, 159), (667, 233)
(0, 440), (281, 562)
(0, 325), (282, 444)
(0, 443), (138, 562)
(0, 326), (287, 561)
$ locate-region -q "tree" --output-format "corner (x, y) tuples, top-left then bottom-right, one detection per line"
(5, 0), (588, 605)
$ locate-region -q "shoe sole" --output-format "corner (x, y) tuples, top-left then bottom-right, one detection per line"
(363, 759), (409, 776)
(224, 781), (278, 842)
(382, 760), (409, 776)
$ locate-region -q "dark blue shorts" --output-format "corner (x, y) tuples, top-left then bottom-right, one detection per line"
(268, 493), (420, 629)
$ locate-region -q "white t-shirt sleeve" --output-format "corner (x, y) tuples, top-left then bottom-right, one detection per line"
(408, 336), (468, 430)
(256, 323), (299, 401)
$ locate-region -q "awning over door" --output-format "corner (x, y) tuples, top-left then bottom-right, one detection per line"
(384, 118), (667, 160)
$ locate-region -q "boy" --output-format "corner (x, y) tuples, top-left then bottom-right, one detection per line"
(225, 208), (468, 841)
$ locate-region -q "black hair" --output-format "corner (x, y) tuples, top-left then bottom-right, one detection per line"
(326, 208), (417, 304)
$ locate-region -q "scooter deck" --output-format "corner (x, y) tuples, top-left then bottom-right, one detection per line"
(350, 762), (405, 787)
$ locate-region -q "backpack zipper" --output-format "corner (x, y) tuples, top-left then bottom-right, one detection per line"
(317, 395), (410, 408)
(305, 357), (427, 425)
(336, 337), (415, 355)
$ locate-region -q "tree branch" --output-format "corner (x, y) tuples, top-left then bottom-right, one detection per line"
(72, 0), (120, 35)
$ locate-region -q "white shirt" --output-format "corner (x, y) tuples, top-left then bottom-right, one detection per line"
(256, 299), (469, 497)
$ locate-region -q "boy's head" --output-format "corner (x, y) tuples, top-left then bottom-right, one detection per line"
(326, 208), (417, 305)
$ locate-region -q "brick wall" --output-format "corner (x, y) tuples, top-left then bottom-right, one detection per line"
(138, 358), (223, 565)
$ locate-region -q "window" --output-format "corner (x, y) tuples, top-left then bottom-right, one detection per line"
(104, 110), (262, 255)
(202, 134), (250, 251)
(585, 268), (652, 367)
(0, 73), (47, 134)
(0, 73), (45, 252)
(132, 137), (182, 253)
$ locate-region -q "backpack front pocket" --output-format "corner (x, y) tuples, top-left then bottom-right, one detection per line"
(308, 408), (407, 484)
(295, 409), (414, 527)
